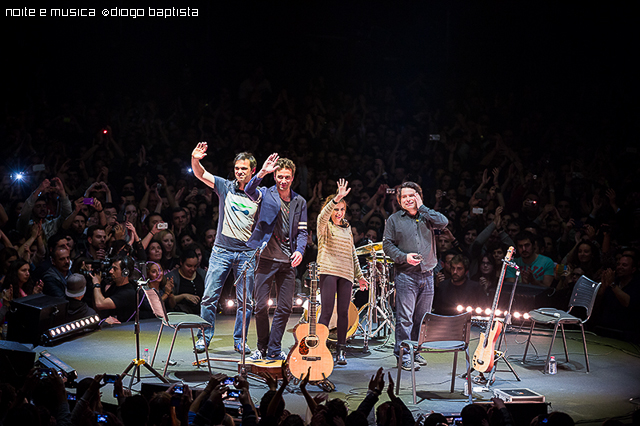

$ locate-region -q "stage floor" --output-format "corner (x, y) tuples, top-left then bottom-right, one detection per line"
(36, 313), (640, 425)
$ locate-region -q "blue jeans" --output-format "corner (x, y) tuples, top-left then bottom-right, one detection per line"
(394, 269), (434, 361)
(253, 259), (296, 357)
(198, 246), (256, 347)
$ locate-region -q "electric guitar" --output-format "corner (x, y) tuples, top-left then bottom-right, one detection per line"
(472, 246), (514, 373)
(288, 262), (333, 381)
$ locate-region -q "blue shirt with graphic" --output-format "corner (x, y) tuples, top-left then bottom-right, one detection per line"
(213, 176), (259, 251)
(505, 253), (555, 282)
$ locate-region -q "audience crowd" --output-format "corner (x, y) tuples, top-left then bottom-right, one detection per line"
(1, 65), (639, 425)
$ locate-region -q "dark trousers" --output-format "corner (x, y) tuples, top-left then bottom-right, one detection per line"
(318, 274), (352, 345)
(254, 259), (296, 357)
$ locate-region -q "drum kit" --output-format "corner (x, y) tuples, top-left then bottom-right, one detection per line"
(302, 241), (396, 352)
(355, 241), (395, 352)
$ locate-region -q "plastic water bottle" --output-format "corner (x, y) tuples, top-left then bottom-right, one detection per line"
(143, 348), (150, 363)
(548, 356), (557, 375)
(1, 321), (8, 340)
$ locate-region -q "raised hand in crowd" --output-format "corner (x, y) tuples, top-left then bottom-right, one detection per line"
(605, 188), (618, 212)
(368, 367), (385, 395)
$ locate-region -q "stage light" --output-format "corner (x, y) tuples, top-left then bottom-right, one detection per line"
(267, 299), (274, 307)
(495, 309), (502, 316)
(523, 312), (530, 320)
(295, 298), (303, 306)
(226, 299), (236, 308)
(513, 312), (521, 319)
(43, 315), (100, 345)
(475, 307), (483, 314)
(456, 305), (464, 312)
(485, 308), (492, 316)
(36, 350), (78, 382)
(102, 129), (108, 134)
(466, 306), (473, 312)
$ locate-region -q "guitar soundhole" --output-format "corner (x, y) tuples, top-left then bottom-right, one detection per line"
(299, 336), (318, 355)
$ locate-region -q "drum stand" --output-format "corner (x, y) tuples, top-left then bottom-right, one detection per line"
(361, 250), (395, 353)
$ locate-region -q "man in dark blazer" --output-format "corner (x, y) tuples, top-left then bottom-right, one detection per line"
(245, 154), (308, 360)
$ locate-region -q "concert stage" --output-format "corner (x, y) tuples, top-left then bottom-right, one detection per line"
(30, 314), (640, 425)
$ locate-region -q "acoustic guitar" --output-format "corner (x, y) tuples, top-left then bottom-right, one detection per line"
(472, 246), (514, 373)
(288, 262), (333, 381)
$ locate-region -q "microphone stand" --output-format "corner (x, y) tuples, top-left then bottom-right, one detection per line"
(234, 244), (264, 377)
(196, 246), (264, 376)
(121, 264), (168, 389)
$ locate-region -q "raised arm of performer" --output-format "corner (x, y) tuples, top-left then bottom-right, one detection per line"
(317, 178), (369, 365)
(191, 142), (216, 189)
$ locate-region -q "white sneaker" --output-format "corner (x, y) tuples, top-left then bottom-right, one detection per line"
(248, 350), (263, 361)
(194, 338), (206, 354)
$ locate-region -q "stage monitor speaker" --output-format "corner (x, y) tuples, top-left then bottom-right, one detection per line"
(0, 340), (36, 388)
(7, 293), (68, 345)
(475, 401), (548, 425)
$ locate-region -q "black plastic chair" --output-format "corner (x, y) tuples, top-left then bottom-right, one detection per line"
(522, 275), (601, 373)
(396, 311), (473, 404)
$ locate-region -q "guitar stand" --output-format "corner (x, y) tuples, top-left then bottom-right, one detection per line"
(484, 269), (522, 385)
(314, 378), (335, 392)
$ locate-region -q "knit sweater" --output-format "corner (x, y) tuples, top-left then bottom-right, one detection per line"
(316, 200), (363, 282)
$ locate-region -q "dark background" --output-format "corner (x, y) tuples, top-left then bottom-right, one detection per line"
(3, 1), (635, 123)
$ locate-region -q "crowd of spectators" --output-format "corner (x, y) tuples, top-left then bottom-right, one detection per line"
(1, 65), (638, 341)
(7, 363), (634, 426)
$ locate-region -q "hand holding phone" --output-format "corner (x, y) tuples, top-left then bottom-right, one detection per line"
(102, 374), (119, 384)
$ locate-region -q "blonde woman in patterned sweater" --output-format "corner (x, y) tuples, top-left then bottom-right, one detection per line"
(317, 179), (369, 365)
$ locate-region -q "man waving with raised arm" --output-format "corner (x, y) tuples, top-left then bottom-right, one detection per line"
(244, 153), (308, 361)
(191, 142), (260, 355)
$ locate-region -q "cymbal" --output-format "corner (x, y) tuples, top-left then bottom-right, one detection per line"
(356, 241), (383, 255)
(366, 250), (393, 263)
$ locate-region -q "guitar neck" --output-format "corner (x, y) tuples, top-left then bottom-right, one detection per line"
(308, 263), (318, 335)
(482, 247), (514, 347)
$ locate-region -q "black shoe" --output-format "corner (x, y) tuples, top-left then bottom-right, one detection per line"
(336, 345), (347, 366)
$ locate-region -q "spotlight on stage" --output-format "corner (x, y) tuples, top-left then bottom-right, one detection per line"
(456, 305), (464, 312)
(267, 299), (274, 307)
(43, 315), (100, 345)
(222, 298), (237, 315)
(292, 294), (306, 314)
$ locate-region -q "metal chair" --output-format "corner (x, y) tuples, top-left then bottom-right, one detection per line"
(396, 311), (473, 404)
(522, 275), (601, 373)
(144, 288), (212, 376)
